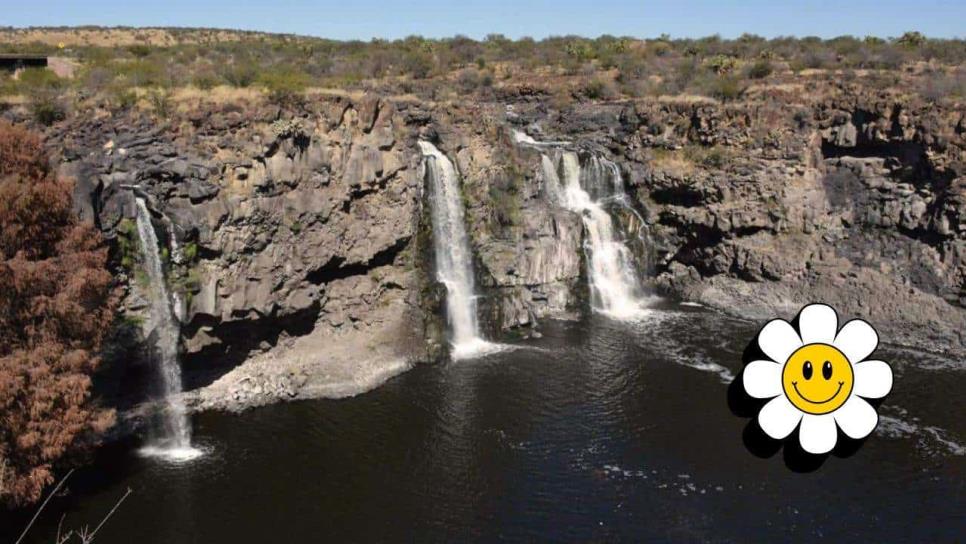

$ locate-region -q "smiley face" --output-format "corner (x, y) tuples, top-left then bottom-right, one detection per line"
(781, 343), (854, 414)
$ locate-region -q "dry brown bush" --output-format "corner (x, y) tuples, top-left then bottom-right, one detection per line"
(0, 120), (117, 506)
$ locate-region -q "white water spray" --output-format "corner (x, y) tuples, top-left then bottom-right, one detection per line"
(135, 198), (201, 461)
(419, 142), (501, 359)
(540, 151), (650, 319)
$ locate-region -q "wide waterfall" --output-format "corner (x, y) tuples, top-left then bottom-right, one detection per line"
(418, 142), (501, 359)
(135, 197), (201, 461)
(540, 151), (650, 319)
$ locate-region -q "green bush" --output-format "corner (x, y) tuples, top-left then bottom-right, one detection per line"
(896, 31), (926, 49)
(258, 67), (311, 103)
(127, 44), (153, 58)
(703, 54), (739, 74)
(220, 62), (258, 87)
(400, 51), (435, 79)
(182, 241), (199, 262)
(115, 59), (167, 87)
(745, 59), (773, 79)
(583, 78), (616, 100)
(15, 67), (65, 91)
(30, 95), (65, 126)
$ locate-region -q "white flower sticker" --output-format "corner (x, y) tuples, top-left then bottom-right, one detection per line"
(742, 303), (894, 455)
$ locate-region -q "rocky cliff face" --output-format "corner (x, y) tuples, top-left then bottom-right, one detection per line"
(49, 95), (447, 409)
(514, 87), (966, 354)
(42, 83), (966, 411)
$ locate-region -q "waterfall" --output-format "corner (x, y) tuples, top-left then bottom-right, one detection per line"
(418, 142), (500, 360)
(135, 197), (201, 461)
(540, 151), (650, 320)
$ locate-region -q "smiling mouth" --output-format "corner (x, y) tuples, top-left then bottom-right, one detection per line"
(792, 381), (844, 404)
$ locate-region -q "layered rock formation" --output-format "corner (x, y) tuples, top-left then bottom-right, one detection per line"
(37, 82), (966, 411)
(49, 96), (441, 410)
(519, 87), (966, 354)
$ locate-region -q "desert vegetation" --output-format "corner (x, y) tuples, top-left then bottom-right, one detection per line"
(0, 28), (964, 125)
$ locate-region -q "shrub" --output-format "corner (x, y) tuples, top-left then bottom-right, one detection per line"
(0, 120), (117, 506)
(400, 50), (435, 79)
(192, 72), (219, 90)
(583, 78), (616, 100)
(220, 62), (258, 88)
(14, 67), (64, 92)
(896, 31), (926, 49)
(148, 88), (170, 117)
(29, 95), (66, 126)
(457, 68), (481, 91)
(703, 54), (739, 74)
(746, 59), (773, 79)
(684, 145), (735, 168)
(111, 87), (140, 110)
(127, 44), (153, 58)
(258, 67), (311, 103)
(696, 73), (746, 101)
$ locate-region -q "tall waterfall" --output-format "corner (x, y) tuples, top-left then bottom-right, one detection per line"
(540, 151), (650, 320)
(135, 198), (201, 461)
(419, 142), (500, 359)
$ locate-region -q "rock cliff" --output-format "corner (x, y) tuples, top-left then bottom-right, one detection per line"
(40, 82), (966, 411)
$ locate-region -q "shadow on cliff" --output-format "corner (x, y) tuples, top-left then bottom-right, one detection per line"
(180, 303), (320, 391)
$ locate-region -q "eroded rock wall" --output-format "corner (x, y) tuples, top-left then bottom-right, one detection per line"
(516, 89), (966, 354)
(50, 95), (444, 408)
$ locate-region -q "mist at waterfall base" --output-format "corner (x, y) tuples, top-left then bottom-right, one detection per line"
(134, 198), (202, 462)
(7, 306), (963, 542)
(419, 141), (503, 359)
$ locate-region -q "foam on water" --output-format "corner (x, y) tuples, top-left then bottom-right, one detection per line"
(138, 444), (206, 463)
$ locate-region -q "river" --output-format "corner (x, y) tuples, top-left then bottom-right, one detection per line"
(6, 303), (964, 542)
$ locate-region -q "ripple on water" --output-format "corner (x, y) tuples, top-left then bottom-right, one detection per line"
(878, 407), (966, 457)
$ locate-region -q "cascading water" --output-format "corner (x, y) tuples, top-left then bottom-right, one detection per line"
(134, 197), (201, 461)
(419, 142), (501, 359)
(540, 151), (650, 320)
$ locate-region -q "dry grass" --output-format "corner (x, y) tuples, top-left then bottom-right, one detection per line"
(649, 149), (698, 176)
(169, 85), (264, 107)
(0, 27), (263, 47)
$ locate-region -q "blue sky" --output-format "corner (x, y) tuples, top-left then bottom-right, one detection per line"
(2, 0), (964, 40)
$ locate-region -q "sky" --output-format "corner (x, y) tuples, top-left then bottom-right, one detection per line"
(2, 0), (964, 41)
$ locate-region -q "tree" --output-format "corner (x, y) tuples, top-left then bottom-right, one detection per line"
(0, 120), (117, 506)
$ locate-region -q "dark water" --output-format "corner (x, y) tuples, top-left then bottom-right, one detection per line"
(5, 305), (965, 543)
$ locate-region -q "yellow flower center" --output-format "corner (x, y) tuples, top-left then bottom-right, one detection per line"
(781, 343), (853, 414)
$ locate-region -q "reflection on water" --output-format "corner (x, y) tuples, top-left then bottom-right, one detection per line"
(5, 305), (964, 542)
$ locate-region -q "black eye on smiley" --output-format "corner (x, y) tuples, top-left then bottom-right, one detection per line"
(801, 360), (835, 380)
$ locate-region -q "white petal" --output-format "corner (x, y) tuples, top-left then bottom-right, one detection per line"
(833, 319), (879, 363)
(742, 360), (783, 399)
(833, 397), (878, 439)
(799, 413), (838, 454)
(852, 360), (893, 399)
(758, 396), (803, 440)
(757, 319), (802, 363)
(797, 304), (838, 345)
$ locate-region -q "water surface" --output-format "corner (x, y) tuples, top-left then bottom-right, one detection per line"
(6, 306), (964, 542)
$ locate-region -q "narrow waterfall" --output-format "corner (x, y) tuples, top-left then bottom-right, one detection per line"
(135, 198), (201, 461)
(540, 151), (649, 319)
(418, 142), (500, 359)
